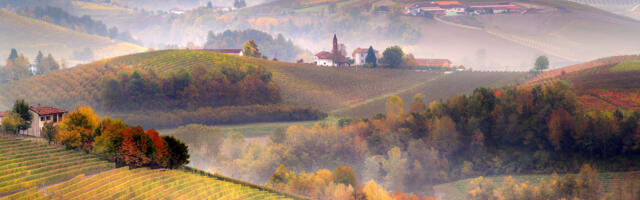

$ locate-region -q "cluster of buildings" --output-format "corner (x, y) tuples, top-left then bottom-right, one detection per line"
(405, 1), (523, 16)
(313, 34), (452, 68)
(0, 105), (67, 137)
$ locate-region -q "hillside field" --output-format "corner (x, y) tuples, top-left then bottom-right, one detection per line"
(527, 55), (640, 110)
(0, 50), (525, 128)
(0, 10), (145, 65)
(334, 71), (527, 117)
(0, 135), (303, 200)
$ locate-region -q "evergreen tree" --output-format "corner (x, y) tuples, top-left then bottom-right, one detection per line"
(8, 48), (18, 61)
(12, 99), (32, 132)
(233, 0), (246, 8)
(534, 55), (549, 74)
(207, 1), (213, 8)
(365, 46), (377, 67)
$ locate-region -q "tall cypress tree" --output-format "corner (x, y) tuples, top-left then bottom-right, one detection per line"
(365, 46), (377, 67)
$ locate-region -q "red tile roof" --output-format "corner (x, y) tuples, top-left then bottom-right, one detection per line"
(204, 49), (243, 54)
(315, 51), (333, 59)
(432, 1), (461, 6)
(0, 111), (9, 118)
(416, 58), (452, 67)
(30, 106), (67, 116)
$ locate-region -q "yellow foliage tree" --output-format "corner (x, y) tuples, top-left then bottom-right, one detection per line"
(385, 95), (404, 120)
(362, 181), (393, 200)
(56, 106), (99, 149)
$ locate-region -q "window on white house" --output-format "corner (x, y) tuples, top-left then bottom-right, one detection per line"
(41, 117), (44, 121)
(46, 116), (50, 121)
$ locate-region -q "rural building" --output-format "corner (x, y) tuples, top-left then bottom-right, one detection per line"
(0, 111), (8, 126)
(170, 8), (185, 15)
(211, 6), (233, 12)
(22, 105), (67, 137)
(415, 58), (452, 67)
(352, 47), (379, 66)
(314, 51), (335, 66)
(204, 49), (244, 56)
(468, 2), (521, 14)
(314, 34), (349, 67)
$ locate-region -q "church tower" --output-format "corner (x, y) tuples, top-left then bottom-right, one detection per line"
(332, 34), (339, 56)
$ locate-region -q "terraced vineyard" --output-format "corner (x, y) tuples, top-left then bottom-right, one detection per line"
(0, 136), (303, 200)
(0, 136), (114, 197)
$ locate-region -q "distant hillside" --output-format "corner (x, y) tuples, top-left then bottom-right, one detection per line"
(0, 10), (145, 65)
(0, 50), (527, 126)
(527, 54), (640, 110)
(0, 136), (303, 200)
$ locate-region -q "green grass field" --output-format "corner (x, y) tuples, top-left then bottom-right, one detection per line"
(0, 135), (304, 200)
(158, 115), (340, 137)
(0, 10), (145, 65)
(610, 60), (640, 72)
(334, 71), (527, 117)
(434, 171), (640, 200)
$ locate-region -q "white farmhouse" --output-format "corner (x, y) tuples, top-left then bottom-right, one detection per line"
(21, 105), (67, 137)
(352, 47), (379, 66)
(314, 51), (334, 66)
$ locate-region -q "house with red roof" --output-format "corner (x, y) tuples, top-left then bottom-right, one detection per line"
(22, 105), (68, 137)
(415, 58), (452, 67)
(352, 47), (380, 66)
(314, 34), (350, 67)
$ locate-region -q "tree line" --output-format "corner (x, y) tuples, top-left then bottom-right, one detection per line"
(100, 64), (280, 111)
(206, 81), (640, 197)
(204, 29), (304, 62)
(0, 49), (63, 84)
(15, 6), (141, 45)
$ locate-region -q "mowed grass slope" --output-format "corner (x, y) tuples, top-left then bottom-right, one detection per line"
(0, 10), (145, 64)
(0, 136), (302, 200)
(335, 71), (528, 118)
(527, 55), (640, 110)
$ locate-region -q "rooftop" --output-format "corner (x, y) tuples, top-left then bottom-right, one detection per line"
(30, 105), (68, 116)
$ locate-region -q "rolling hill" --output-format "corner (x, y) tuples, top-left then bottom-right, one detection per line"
(0, 50), (525, 125)
(0, 135), (304, 200)
(527, 54), (640, 110)
(0, 10), (145, 65)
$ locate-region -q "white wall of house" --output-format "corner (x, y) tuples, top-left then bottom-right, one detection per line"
(23, 111), (64, 137)
(315, 57), (334, 67)
(354, 53), (365, 66)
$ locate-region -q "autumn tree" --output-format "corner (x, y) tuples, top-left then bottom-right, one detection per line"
(93, 118), (128, 161)
(385, 95), (404, 120)
(119, 126), (152, 168)
(331, 166), (360, 188)
(243, 40), (262, 58)
(409, 93), (427, 113)
(56, 106), (99, 149)
(1, 112), (23, 133)
(42, 122), (57, 144)
(429, 116), (461, 156)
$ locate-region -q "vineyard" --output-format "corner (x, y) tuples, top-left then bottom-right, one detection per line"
(527, 55), (640, 110)
(0, 135), (304, 200)
(0, 50), (446, 113)
(0, 10), (145, 65)
(0, 135), (114, 197)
